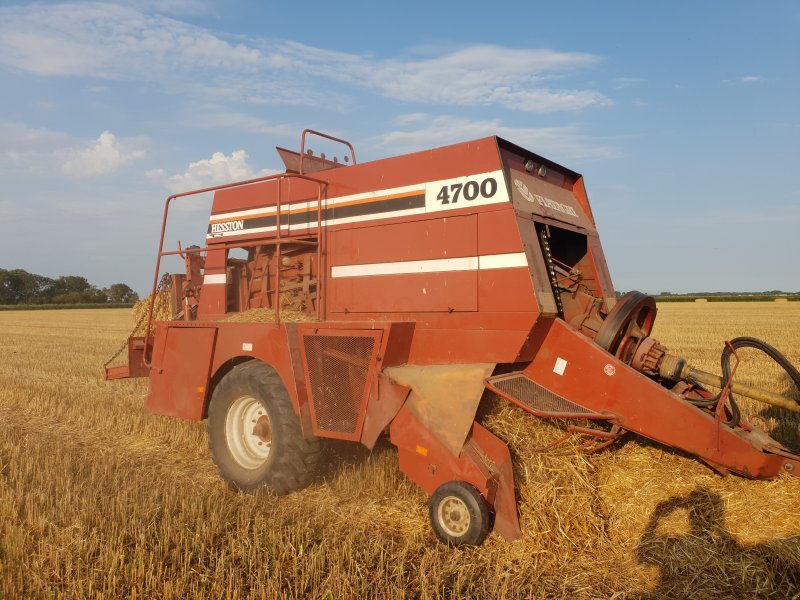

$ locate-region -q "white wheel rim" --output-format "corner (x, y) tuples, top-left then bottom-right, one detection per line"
(225, 395), (272, 469)
(437, 495), (471, 537)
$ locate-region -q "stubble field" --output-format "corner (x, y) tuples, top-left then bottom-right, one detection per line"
(0, 303), (799, 599)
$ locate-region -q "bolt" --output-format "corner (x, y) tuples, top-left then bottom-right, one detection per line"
(784, 462), (794, 472)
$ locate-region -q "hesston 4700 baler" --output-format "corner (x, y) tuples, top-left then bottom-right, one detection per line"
(107, 130), (800, 546)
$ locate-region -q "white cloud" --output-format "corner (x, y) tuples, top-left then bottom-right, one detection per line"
(61, 131), (146, 178)
(0, 3), (611, 113)
(279, 42), (611, 112)
(0, 123), (146, 179)
(147, 150), (277, 193)
(722, 75), (763, 85)
(0, 3), (263, 78)
(373, 114), (621, 162)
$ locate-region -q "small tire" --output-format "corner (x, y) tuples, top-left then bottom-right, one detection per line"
(428, 481), (490, 546)
(207, 360), (320, 494)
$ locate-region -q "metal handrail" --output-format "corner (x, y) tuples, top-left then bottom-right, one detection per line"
(299, 129), (357, 175)
(143, 171), (327, 367)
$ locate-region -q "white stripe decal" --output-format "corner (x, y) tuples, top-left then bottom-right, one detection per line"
(330, 252), (526, 279)
(209, 182), (427, 222)
(478, 252), (529, 270)
(206, 169), (509, 239)
(209, 206), (431, 240)
(203, 273), (227, 285)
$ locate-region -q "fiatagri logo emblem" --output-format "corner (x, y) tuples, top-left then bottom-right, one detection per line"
(513, 179), (578, 218)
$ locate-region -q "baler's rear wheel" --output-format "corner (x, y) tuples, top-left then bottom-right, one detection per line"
(207, 360), (320, 494)
(428, 481), (490, 546)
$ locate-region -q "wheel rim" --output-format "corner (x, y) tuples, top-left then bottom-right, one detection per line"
(225, 395), (272, 469)
(437, 495), (471, 537)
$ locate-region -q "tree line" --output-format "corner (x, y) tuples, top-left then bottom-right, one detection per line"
(0, 268), (139, 305)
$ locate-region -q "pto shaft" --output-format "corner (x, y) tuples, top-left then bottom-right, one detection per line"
(658, 354), (800, 415)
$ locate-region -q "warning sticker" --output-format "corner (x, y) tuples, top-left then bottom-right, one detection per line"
(553, 357), (568, 376)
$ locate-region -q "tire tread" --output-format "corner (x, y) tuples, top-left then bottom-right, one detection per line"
(207, 360), (321, 495)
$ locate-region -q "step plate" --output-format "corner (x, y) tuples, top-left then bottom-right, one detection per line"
(486, 372), (606, 420)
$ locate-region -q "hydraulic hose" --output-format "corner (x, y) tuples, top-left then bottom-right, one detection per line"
(684, 337), (800, 424)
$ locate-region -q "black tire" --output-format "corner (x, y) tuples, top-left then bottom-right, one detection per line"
(428, 481), (490, 546)
(207, 360), (320, 494)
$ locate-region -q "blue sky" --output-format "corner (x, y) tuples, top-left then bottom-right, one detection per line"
(1, 0), (798, 294)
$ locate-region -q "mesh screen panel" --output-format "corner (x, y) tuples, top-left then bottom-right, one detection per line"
(491, 374), (598, 416)
(303, 335), (375, 435)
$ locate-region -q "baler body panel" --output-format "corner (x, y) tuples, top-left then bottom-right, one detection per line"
(199, 136), (610, 366)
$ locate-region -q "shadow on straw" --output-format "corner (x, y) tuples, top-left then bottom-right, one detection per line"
(635, 487), (800, 599)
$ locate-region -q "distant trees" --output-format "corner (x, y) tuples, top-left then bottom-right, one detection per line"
(0, 268), (139, 305)
(106, 283), (138, 303)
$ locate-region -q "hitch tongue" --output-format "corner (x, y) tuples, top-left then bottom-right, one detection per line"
(658, 354), (800, 415)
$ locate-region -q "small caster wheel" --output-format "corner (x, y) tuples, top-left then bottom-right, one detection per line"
(428, 481), (490, 546)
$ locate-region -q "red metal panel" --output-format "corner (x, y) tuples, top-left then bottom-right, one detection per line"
(478, 268), (538, 313)
(360, 374), (410, 450)
(209, 322), (299, 417)
(146, 327), (216, 420)
(149, 323), (169, 372)
(391, 406), (487, 495)
(327, 311), (538, 364)
(522, 319), (793, 478)
(571, 176), (597, 228)
(476, 208), (537, 311)
(468, 421), (520, 541)
(330, 271), (477, 314)
(328, 214), (478, 314)
(406, 328), (532, 364)
(477, 208), (523, 255)
(211, 137), (503, 216)
(329, 214), (477, 266)
(197, 248), (227, 319)
(333, 310), (536, 331)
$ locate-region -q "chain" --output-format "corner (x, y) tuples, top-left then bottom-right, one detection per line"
(536, 224), (564, 317)
(104, 273), (171, 368)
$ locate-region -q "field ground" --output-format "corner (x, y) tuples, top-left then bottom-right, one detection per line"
(0, 304), (799, 599)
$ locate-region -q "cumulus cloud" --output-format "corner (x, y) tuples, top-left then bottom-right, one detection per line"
(147, 150), (277, 193)
(61, 131), (146, 178)
(0, 3), (611, 113)
(0, 123), (146, 179)
(373, 114), (621, 162)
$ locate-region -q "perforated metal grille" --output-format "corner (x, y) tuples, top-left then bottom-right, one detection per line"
(303, 335), (375, 435)
(491, 374), (599, 416)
